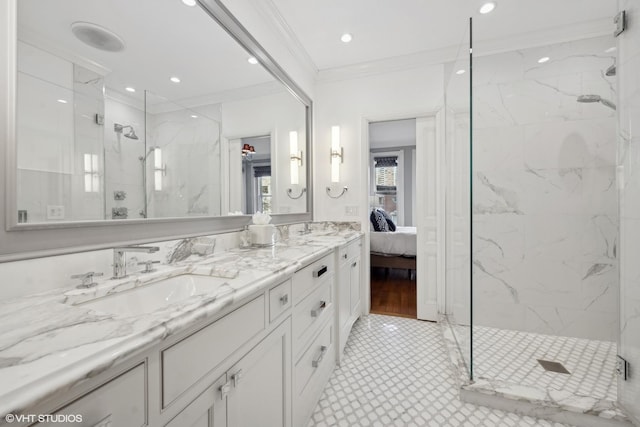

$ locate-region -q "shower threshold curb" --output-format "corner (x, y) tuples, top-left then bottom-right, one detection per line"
(438, 317), (633, 427)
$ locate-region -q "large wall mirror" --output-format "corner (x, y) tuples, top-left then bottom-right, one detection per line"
(12, 0), (309, 226)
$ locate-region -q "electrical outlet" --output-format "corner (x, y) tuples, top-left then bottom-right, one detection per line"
(46, 205), (65, 220)
(345, 206), (358, 216)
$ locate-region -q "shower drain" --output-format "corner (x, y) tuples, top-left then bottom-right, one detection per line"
(537, 359), (571, 374)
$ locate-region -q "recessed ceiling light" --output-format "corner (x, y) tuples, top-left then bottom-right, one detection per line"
(182, 0), (197, 6)
(57, 99), (68, 104)
(125, 87), (136, 93)
(479, 2), (496, 14)
(605, 46), (617, 53)
(247, 57), (258, 65)
(170, 76), (181, 83)
(456, 69), (466, 75)
(191, 115), (198, 118)
(537, 56), (550, 63)
(341, 33), (353, 43)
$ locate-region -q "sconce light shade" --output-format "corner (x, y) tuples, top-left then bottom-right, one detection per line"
(330, 125), (342, 183)
(290, 131), (301, 185)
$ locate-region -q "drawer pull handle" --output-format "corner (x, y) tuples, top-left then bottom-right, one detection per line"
(312, 345), (328, 368)
(313, 265), (328, 278)
(311, 300), (327, 317)
(343, 253), (348, 259)
(352, 261), (357, 267)
(219, 382), (231, 400)
(279, 294), (289, 305)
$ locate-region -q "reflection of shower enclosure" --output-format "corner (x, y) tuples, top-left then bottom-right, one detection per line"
(443, 20), (622, 423)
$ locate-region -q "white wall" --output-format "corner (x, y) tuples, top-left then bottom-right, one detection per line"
(313, 65), (445, 224)
(616, 0), (640, 423)
(472, 36), (618, 341)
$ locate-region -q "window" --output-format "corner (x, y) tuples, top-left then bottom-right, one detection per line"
(373, 156), (398, 224)
(83, 153), (99, 193)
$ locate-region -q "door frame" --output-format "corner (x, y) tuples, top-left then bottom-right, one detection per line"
(360, 110), (446, 320)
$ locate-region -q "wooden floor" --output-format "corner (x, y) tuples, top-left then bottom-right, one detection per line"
(369, 267), (417, 319)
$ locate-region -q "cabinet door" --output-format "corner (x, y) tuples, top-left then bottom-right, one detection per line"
(338, 262), (350, 331)
(227, 319), (291, 427)
(165, 375), (227, 427)
(36, 364), (146, 427)
(349, 257), (361, 318)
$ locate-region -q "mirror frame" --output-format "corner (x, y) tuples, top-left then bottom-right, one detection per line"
(0, 0), (313, 262)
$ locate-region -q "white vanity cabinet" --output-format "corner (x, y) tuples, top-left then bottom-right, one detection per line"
(166, 318), (291, 427)
(34, 363), (146, 427)
(291, 252), (336, 427)
(17, 240), (364, 427)
(336, 238), (362, 364)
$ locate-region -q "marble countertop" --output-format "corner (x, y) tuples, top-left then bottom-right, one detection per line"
(0, 229), (361, 417)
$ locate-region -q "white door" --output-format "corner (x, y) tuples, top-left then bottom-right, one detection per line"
(416, 116), (441, 321)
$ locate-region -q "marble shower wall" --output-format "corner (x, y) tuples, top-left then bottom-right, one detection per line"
(472, 36), (618, 341)
(616, 0), (640, 423)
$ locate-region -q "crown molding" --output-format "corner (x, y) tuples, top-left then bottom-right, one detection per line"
(250, 0), (318, 76)
(317, 17), (612, 84)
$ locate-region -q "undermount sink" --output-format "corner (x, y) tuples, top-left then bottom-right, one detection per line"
(78, 275), (229, 317)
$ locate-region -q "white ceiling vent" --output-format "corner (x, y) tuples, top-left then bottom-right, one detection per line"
(71, 22), (125, 52)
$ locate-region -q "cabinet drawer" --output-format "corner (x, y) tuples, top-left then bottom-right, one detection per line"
(269, 279), (292, 322)
(339, 239), (361, 263)
(293, 321), (334, 427)
(292, 253), (334, 303)
(292, 278), (332, 356)
(36, 363), (146, 427)
(162, 295), (265, 408)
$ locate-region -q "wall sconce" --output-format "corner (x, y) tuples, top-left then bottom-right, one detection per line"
(287, 130), (306, 199)
(326, 125), (348, 198)
(153, 147), (166, 191)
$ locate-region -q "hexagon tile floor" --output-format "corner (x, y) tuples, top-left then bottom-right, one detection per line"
(307, 314), (570, 427)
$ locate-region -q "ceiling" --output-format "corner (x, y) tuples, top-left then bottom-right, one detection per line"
(268, 0), (616, 70)
(17, 0), (277, 104)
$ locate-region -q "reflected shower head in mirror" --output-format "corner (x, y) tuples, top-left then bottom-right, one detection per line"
(114, 123), (139, 140)
(576, 94), (616, 111)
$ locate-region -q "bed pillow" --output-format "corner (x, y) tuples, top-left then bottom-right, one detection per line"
(370, 209), (389, 232)
(376, 208), (396, 232)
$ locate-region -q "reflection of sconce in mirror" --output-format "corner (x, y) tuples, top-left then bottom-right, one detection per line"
(287, 131), (306, 199)
(326, 125), (348, 198)
(154, 147), (166, 191)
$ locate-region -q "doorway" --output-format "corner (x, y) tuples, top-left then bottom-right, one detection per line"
(364, 115), (441, 322)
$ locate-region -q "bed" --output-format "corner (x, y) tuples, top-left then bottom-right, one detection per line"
(370, 226), (417, 274)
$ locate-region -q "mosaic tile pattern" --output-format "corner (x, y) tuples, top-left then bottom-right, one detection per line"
(308, 314), (569, 427)
(473, 326), (618, 401)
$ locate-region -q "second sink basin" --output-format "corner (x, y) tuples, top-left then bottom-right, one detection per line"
(78, 274), (229, 317)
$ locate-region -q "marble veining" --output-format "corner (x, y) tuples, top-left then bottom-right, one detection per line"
(439, 317), (631, 426)
(0, 224), (361, 417)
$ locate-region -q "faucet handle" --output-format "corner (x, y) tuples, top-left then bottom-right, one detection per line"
(137, 260), (160, 273)
(71, 271), (104, 288)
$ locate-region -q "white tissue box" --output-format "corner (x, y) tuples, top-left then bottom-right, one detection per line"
(249, 224), (276, 246)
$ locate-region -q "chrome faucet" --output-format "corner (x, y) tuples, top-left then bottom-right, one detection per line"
(112, 245), (160, 279)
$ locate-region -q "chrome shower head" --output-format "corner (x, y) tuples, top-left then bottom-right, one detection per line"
(124, 128), (138, 140)
(577, 94), (616, 110)
(114, 123), (139, 140)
